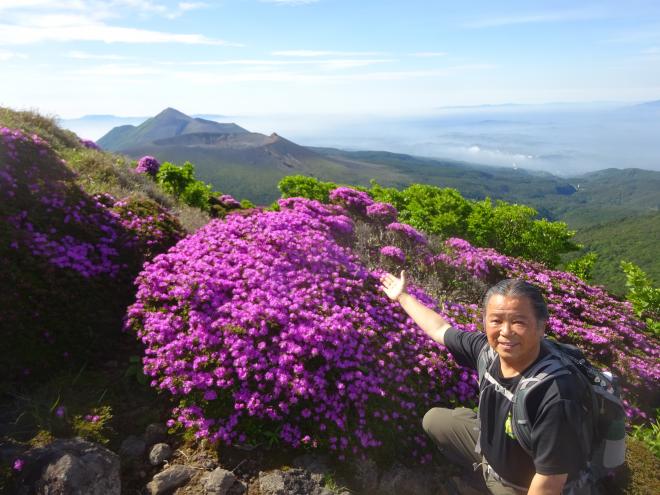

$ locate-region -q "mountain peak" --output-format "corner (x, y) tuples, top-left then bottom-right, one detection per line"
(98, 108), (250, 150)
(154, 107), (191, 120)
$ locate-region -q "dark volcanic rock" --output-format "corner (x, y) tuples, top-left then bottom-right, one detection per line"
(146, 464), (196, 494)
(257, 468), (332, 495)
(19, 438), (120, 495)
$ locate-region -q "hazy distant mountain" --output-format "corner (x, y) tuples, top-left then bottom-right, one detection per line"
(98, 108), (249, 150)
(97, 108), (660, 211)
(97, 108), (416, 202)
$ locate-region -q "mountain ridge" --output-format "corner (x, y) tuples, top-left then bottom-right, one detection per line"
(97, 108), (660, 219)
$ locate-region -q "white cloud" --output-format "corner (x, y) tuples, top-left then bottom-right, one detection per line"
(0, 14), (240, 45)
(178, 2), (207, 12)
(0, 1), (208, 18)
(317, 59), (395, 70)
(167, 58), (394, 70)
(72, 63), (162, 76)
(0, 1), (83, 11)
(272, 50), (384, 57)
(169, 63), (495, 85)
(0, 49), (27, 61)
(66, 50), (129, 60)
(261, 0), (320, 5)
(464, 9), (605, 29)
(183, 59), (394, 70)
(411, 52), (447, 58)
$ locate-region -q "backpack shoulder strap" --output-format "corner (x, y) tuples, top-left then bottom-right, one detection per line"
(476, 341), (496, 386)
(511, 353), (572, 455)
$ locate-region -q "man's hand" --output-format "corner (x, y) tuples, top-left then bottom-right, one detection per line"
(380, 270), (407, 301)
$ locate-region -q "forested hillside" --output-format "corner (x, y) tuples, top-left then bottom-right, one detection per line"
(565, 212), (660, 295)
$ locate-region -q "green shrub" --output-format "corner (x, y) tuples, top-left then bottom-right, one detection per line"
(368, 181), (580, 267)
(621, 261), (660, 336)
(181, 181), (214, 211)
(278, 175), (338, 202)
(72, 406), (114, 444)
(157, 161), (197, 198)
(280, 176), (580, 268)
(631, 418), (660, 458)
(565, 252), (599, 282)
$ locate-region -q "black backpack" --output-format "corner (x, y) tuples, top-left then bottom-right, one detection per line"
(476, 338), (626, 494)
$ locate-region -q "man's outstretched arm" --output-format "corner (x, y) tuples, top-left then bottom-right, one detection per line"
(380, 270), (452, 345)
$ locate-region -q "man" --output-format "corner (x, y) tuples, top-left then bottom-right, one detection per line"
(380, 271), (589, 495)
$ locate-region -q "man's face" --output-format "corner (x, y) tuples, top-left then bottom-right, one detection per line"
(484, 294), (544, 368)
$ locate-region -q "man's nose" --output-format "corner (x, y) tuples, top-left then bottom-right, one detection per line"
(500, 321), (514, 336)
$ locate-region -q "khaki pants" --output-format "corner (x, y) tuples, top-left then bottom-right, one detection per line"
(422, 407), (526, 495)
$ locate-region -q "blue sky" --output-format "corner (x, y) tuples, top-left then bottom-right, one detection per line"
(1, 0), (659, 118)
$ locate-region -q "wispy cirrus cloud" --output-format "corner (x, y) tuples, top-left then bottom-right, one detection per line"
(169, 58), (394, 69)
(61, 60), (494, 83)
(0, 49), (27, 61)
(167, 63), (496, 84)
(0, 19), (239, 45)
(0, 1), (209, 19)
(66, 50), (131, 60)
(0, 1), (226, 45)
(463, 8), (606, 29)
(72, 63), (163, 76)
(272, 50), (385, 57)
(260, 0), (320, 5)
(605, 25), (660, 44)
(411, 51), (447, 58)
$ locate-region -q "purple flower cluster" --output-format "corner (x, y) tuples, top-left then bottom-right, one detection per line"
(366, 202), (398, 224)
(329, 187), (374, 215)
(135, 155), (161, 176)
(380, 245), (406, 264)
(127, 198), (475, 461)
(386, 222), (428, 246)
(218, 194), (241, 208)
(79, 138), (100, 151)
(432, 237), (512, 279)
(1, 127), (49, 164)
(112, 196), (185, 257)
(1, 128), (132, 278)
(0, 126), (189, 380)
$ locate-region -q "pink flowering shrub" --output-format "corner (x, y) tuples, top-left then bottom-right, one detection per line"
(135, 155), (161, 176)
(110, 195), (186, 258)
(386, 222), (428, 246)
(329, 186), (374, 215)
(380, 245), (406, 264)
(0, 128), (182, 381)
(218, 194), (241, 209)
(79, 138), (100, 151)
(366, 202), (398, 224)
(127, 199), (476, 462)
(208, 193), (247, 218)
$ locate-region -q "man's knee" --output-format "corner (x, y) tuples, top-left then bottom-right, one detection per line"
(422, 407), (453, 444)
(422, 406), (480, 466)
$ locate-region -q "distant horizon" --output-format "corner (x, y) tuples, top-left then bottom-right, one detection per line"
(46, 98), (660, 120)
(58, 101), (660, 178)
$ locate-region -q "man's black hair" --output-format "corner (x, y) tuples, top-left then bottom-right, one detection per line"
(482, 279), (549, 326)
